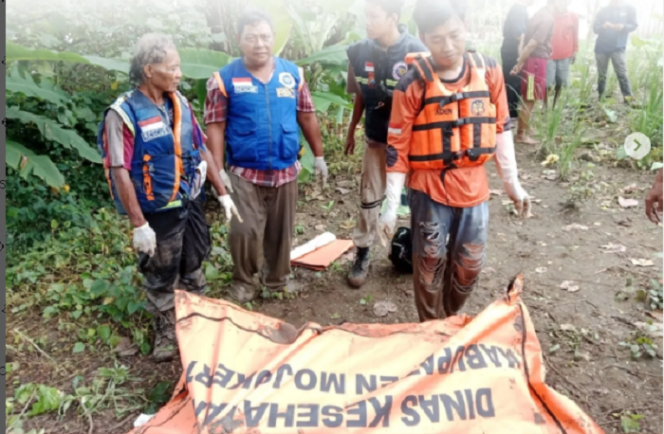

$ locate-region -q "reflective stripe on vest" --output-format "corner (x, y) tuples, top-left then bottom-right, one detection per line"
(405, 52), (497, 170)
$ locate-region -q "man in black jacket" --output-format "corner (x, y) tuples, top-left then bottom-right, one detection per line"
(500, 0), (535, 121)
(594, 0), (638, 103)
(344, 0), (427, 288)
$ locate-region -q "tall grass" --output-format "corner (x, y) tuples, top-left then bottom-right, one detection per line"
(628, 47), (663, 149)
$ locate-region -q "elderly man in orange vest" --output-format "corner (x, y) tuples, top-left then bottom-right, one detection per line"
(379, 0), (531, 322)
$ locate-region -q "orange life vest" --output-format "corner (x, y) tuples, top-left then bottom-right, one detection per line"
(406, 52), (496, 170)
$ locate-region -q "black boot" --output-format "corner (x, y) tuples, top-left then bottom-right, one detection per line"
(348, 247), (370, 289)
(152, 310), (177, 363)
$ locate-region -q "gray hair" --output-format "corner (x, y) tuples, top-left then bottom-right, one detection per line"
(129, 33), (177, 85)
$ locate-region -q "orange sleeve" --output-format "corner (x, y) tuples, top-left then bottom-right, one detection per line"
(486, 65), (511, 133)
(386, 77), (423, 173)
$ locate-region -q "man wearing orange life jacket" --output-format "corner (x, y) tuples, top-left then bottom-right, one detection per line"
(379, 0), (531, 322)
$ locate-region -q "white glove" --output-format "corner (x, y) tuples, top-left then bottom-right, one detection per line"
(495, 130), (532, 218)
(190, 161), (207, 200)
(218, 194), (243, 223)
(314, 157), (328, 187)
(133, 222), (156, 257)
(220, 169), (234, 194)
(378, 172), (407, 246)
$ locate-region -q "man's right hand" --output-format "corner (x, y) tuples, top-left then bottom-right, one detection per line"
(511, 61), (525, 76)
(133, 222), (157, 257)
(344, 133), (356, 155)
(378, 210), (397, 247)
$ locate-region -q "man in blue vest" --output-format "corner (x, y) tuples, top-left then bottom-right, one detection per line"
(344, 0), (428, 288)
(98, 34), (239, 362)
(205, 8), (327, 303)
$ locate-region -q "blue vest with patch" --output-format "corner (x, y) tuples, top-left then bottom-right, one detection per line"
(219, 57), (301, 170)
(96, 90), (202, 215)
(347, 26), (427, 143)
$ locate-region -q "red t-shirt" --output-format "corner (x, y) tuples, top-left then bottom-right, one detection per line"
(550, 12), (579, 60)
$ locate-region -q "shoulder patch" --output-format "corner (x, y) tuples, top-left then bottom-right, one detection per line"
(396, 66), (421, 92)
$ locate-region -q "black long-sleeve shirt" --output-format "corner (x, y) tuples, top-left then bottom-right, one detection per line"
(501, 4), (529, 58)
(594, 3), (638, 54)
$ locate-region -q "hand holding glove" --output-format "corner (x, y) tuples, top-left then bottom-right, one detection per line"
(495, 130), (531, 218)
(213, 169), (234, 197)
(378, 172), (407, 246)
(220, 169), (234, 194)
(218, 195), (243, 223)
(314, 157), (329, 187)
(133, 222), (157, 256)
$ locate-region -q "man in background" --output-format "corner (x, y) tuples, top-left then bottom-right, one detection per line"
(500, 0), (534, 123)
(547, 0), (578, 108)
(344, 0), (427, 289)
(510, 0), (557, 145)
(594, 0), (637, 103)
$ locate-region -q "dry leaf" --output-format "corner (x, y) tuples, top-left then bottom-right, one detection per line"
(335, 187), (351, 195)
(541, 170), (558, 181)
(336, 180), (354, 188)
(489, 189), (503, 196)
(373, 301), (398, 317)
(560, 281), (580, 292)
(618, 197), (639, 208)
(482, 267), (497, 275)
(601, 243), (627, 254)
(630, 258), (654, 267)
(520, 173), (532, 181)
(314, 224), (326, 231)
(563, 224), (589, 232)
(536, 267), (548, 274)
(560, 324), (577, 332)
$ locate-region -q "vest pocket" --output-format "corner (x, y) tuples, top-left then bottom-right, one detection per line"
(131, 153), (178, 213)
(228, 123), (258, 162)
(280, 122), (300, 160)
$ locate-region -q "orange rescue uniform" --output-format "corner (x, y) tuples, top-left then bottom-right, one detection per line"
(386, 52), (511, 208)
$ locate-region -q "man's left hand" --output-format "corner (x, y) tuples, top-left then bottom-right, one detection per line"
(646, 169), (664, 224)
(314, 157), (328, 187)
(505, 182), (532, 218)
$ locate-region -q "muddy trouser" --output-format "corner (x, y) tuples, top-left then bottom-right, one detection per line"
(353, 145), (387, 249)
(139, 197), (211, 315)
(410, 190), (489, 322)
(596, 51), (633, 98)
(228, 173), (297, 292)
(501, 47), (521, 119)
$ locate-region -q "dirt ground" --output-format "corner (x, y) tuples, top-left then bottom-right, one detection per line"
(11, 144), (664, 434)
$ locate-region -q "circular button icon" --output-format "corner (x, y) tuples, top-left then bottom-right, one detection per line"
(624, 133), (652, 160)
